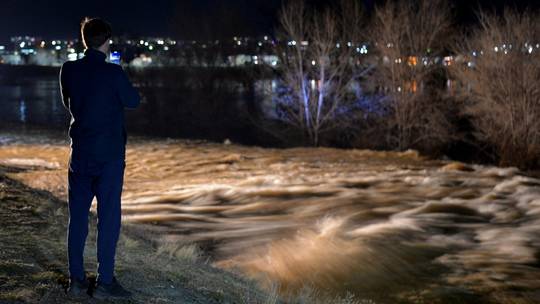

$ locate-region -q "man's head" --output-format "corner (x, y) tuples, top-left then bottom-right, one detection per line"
(81, 18), (112, 52)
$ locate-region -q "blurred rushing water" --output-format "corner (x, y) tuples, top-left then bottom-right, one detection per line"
(0, 134), (539, 303)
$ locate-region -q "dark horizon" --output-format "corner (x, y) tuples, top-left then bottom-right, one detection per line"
(0, 0), (539, 44)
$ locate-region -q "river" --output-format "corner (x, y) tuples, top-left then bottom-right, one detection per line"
(0, 133), (539, 303)
(0, 66), (539, 303)
(0, 65), (276, 146)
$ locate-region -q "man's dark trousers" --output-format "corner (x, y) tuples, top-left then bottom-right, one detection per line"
(68, 156), (125, 284)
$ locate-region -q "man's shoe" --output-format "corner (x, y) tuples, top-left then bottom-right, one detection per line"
(92, 277), (132, 300)
(67, 276), (89, 298)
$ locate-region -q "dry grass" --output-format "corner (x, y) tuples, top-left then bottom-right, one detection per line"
(154, 242), (202, 263)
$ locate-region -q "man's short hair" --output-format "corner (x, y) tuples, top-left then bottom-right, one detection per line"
(81, 17), (112, 49)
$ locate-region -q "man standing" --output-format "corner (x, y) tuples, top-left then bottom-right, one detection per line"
(60, 17), (140, 299)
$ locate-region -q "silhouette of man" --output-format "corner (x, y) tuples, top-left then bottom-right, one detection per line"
(60, 17), (140, 299)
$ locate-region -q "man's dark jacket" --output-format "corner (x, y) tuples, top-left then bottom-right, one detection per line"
(60, 48), (140, 161)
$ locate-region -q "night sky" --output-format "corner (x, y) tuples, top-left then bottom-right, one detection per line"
(0, 0), (538, 44)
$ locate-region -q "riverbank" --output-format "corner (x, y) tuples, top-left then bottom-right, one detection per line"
(0, 165), (272, 304)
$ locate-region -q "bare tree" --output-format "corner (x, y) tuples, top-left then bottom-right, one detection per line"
(451, 10), (540, 168)
(273, 0), (367, 146)
(368, 0), (455, 152)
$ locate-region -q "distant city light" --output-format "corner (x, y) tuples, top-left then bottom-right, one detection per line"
(408, 56), (418, 66)
(11, 34), (537, 70)
(357, 45), (368, 54)
(443, 56), (453, 66)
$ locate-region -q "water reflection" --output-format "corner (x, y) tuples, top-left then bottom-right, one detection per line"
(19, 99), (26, 122)
(0, 77), (68, 128)
(0, 66), (458, 146)
(0, 67), (274, 145)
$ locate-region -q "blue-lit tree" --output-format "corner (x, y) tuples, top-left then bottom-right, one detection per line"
(273, 0), (368, 146)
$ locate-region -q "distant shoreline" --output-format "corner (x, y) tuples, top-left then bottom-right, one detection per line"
(0, 63), (274, 78)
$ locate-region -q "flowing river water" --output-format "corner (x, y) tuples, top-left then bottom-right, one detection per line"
(0, 133), (539, 303)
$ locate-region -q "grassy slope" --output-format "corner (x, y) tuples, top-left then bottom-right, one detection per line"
(0, 165), (271, 304)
